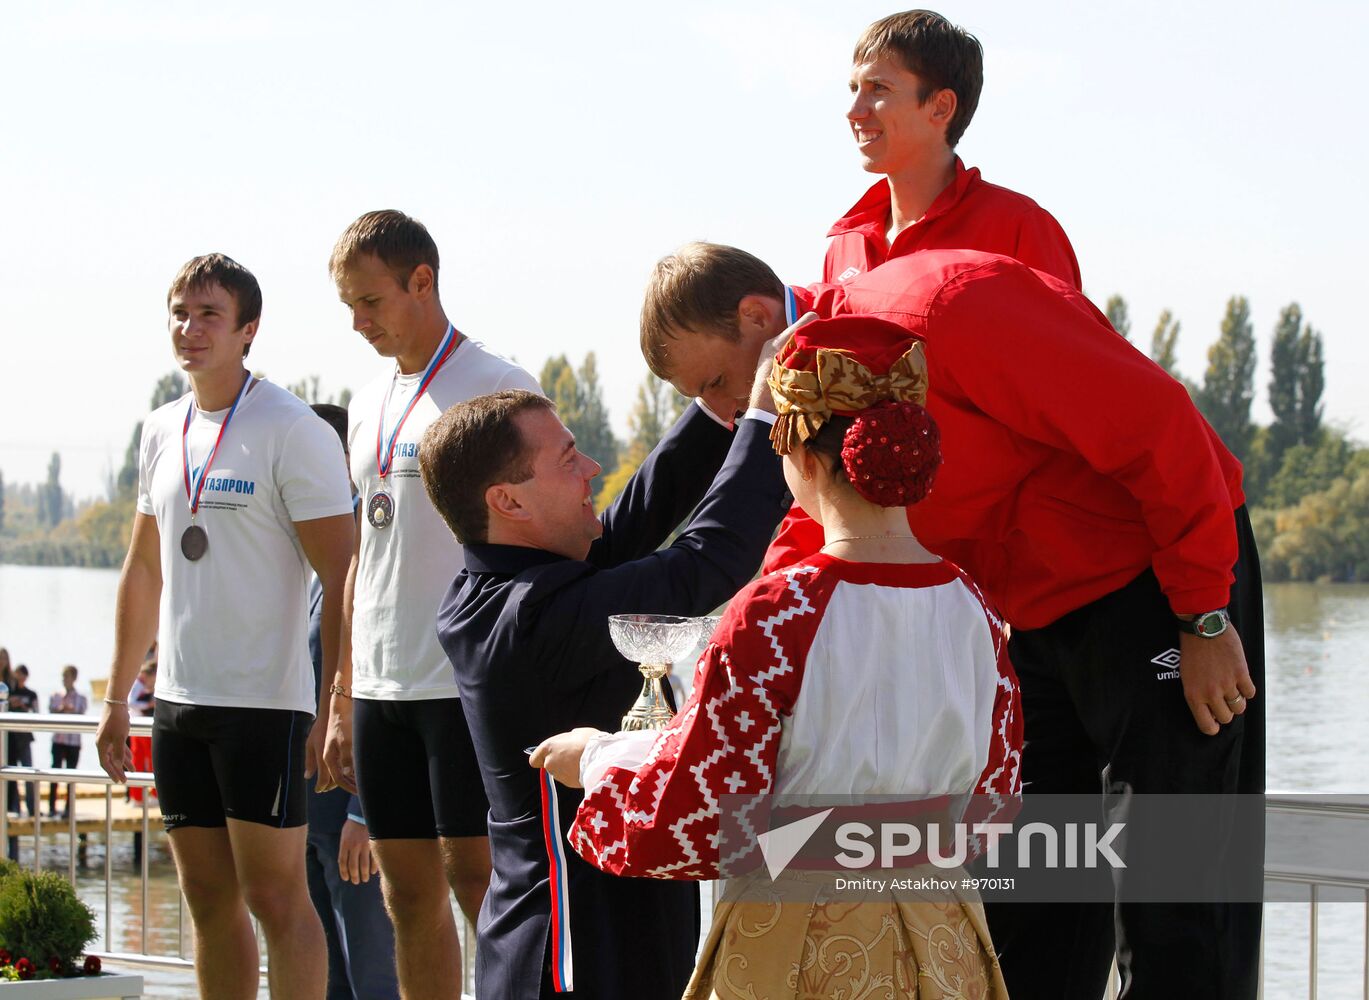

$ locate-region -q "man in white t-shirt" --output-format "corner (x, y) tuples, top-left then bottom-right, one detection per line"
(322, 210), (540, 996)
(96, 254), (356, 1000)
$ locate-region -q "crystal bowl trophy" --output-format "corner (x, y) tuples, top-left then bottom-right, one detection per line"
(611, 614), (706, 732)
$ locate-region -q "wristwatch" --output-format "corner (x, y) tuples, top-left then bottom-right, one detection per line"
(1176, 608), (1230, 638)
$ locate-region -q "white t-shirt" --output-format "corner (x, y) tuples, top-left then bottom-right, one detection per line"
(348, 336), (540, 700)
(137, 378), (355, 713)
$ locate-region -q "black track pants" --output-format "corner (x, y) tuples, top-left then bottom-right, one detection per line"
(983, 506), (1264, 1000)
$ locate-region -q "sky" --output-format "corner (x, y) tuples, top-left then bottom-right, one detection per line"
(2, 0), (1366, 500)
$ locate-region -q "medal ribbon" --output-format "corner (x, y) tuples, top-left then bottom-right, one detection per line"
(784, 285), (798, 327)
(539, 768), (575, 992)
(182, 373), (254, 518)
(375, 324), (459, 480)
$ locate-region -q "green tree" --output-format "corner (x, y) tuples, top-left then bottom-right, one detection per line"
(1261, 460), (1369, 582)
(1262, 431), (1357, 510)
(1197, 296), (1257, 463)
(1150, 310), (1181, 374)
(539, 353), (620, 484)
(119, 372), (189, 497)
(285, 375), (352, 408)
(1104, 295), (1131, 340)
(596, 375), (688, 509)
(1295, 323), (1325, 446)
(1267, 304), (1301, 461)
(1148, 309), (1197, 397)
(118, 372), (189, 499)
(287, 375), (324, 403)
(1267, 303), (1325, 469)
(40, 452), (64, 527)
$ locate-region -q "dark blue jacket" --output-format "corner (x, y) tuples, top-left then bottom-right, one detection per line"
(435, 406), (789, 1000)
(309, 578), (362, 833)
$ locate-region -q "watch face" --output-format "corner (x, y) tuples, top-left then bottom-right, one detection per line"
(1196, 611), (1228, 637)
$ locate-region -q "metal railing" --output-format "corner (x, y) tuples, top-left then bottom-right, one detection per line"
(1, 711), (478, 996)
(4, 714), (1366, 999)
(0, 711), (186, 971)
(1264, 794), (1369, 1000)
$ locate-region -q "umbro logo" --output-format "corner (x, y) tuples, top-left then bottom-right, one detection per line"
(1151, 648), (1181, 680)
(837, 266), (861, 283)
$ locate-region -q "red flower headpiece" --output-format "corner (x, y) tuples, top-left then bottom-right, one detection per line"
(767, 315), (941, 506)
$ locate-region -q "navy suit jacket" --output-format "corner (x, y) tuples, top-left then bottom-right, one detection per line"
(308, 578), (362, 833)
(435, 405), (790, 1000)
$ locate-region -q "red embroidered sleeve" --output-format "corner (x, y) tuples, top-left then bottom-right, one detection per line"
(569, 566), (832, 879)
(956, 568), (1024, 846)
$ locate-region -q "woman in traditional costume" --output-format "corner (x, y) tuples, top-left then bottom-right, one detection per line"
(534, 315), (1020, 1000)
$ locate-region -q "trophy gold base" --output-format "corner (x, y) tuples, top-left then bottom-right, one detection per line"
(621, 663), (674, 732)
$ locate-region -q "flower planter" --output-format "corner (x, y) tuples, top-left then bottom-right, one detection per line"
(0, 973), (142, 998)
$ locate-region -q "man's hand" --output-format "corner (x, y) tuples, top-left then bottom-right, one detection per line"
(749, 311), (818, 413)
(321, 697), (357, 794)
(305, 717), (326, 783)
(95, 703), (133, 783)
(529, 727), (602, 789)
(1180, 627), (1256, 736)
(338, 819), (378, 885)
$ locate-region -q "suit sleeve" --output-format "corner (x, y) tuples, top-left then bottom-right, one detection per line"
(932, 261), (1237, 614)
(590, 402), (734, 568)
(569, 570), (822, 878)
(536, 420), (789, 692)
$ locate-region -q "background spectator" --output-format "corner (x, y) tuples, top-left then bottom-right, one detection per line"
(48, 665), (88, 818)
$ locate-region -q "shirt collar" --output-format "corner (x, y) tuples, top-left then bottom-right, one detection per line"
(462, 542), (571, 576)
(826, 157), (980, 238)
(789, 284), (818, 316)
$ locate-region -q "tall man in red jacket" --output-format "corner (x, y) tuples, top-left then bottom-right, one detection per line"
(637, 241), (1263, 1000)
(828, 10), (1080, 288)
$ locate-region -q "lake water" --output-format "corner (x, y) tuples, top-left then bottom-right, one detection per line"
(0, 566), (1365, 997)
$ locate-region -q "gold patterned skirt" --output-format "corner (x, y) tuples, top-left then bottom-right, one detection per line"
(683, 869), (1008, 1000)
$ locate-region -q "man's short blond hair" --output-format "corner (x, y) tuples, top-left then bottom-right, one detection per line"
(639, 242), (783, 380)
(329, 210), (440, 293)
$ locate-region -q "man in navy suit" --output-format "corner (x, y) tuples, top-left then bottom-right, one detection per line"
(421, 330), (792, 1000)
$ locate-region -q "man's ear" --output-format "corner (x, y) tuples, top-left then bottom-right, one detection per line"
(485, 482), (531, 524)
(736, 294), (782, 342)
(928, 88), (957, 132)
(407, 263), (437, 302)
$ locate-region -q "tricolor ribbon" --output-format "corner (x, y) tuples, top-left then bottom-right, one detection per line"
(182, 372), (254, 518)
(539, 768), (575, 992)
(375, 324), (459, 480)
(784, 285), (798, 327)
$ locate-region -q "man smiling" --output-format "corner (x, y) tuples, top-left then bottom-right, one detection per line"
(828, 10), (1080, 288)
(422, 323), (792, 998)
(97, 254), (355, 999)
(325, 210), (539, 999)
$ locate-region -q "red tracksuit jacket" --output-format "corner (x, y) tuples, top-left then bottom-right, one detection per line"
(764, 250), (1244, 630)
(824, 158), (1082, 291)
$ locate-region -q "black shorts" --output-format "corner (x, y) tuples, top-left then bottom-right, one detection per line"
(352, 696), (489, 840)
(152, 702), (312, 831)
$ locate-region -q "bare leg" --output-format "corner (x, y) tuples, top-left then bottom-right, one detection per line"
(227, 819), (326, 1000)
(167, 827), (258, 1000)
(374, 838), (462, 1000)
(439, 834), (491, 927)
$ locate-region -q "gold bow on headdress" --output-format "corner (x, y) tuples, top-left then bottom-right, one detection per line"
(767, 341), (928, 455)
